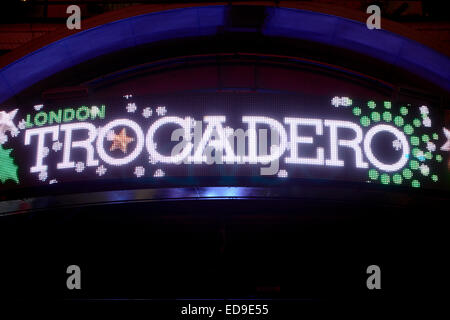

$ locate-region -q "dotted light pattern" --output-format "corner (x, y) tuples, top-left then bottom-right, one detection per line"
(350, 100), (443, 188)
(3, 94), (446, 190)
(371, 112), (380, 122)
(332, 97), (353, 108)
(277, 169), (288, 178)
(19, 97), (174, 182)
(382, 111), (392, 122)
(0, 145), (19, 183)
(154, 169), (165, 177)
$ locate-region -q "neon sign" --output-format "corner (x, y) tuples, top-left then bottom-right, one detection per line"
(1, 93), (449, 192)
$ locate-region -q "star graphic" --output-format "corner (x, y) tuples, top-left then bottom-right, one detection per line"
(441, 127), (450, 152)
(0, 109), (18, 137)
(110, 128), (134, 154)
(52, 141), (63, 152)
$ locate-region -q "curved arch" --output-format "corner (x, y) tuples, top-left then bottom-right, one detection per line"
(0, 5), (449, 104)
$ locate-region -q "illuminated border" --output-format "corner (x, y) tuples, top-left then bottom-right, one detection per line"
(0, 5), (449, 104)
(2, 183), (446, 217)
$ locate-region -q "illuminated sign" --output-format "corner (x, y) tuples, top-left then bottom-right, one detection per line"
(1, 93), (449, 193)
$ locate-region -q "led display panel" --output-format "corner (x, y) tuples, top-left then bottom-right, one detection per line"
(1, 92), (449, 194)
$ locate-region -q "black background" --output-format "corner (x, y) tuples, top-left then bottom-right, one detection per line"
(0, 187), (448, 314)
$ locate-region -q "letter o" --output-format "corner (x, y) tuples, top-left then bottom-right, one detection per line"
(146, 116), (193, 163)
(96, 119), (144, 166)
(363, 124), (409, 172)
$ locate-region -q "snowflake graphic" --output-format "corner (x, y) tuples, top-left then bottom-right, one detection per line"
(419, 105), (429, 115)
(96, 165), (107, 176)
(154, 169), (165, 177)
(156, 105), (167, 116)
(42, 146), (50, 158)
(341, 97), (352, 106)
(18, 119), (27, 130)
(392, 139), (402, 151)
(49, 179), (58, 184)
(126, 102), (137, 113)
(423, 117), (431, 127)
(426, 141), (436, 152)
(142, 107), (153, 118)
(38, 170), (48, 181)
(33, 104), (44, 111)
(331, 96), (340, 108)
(134, 166), (145, 178)
(75, 162), (85, 173)
(11, 128), (20, 137)
(331, 96), (352, 108)
(278, 170), (288, 178)
(419, 164), (430, 176)
(52, 141), (63, 152)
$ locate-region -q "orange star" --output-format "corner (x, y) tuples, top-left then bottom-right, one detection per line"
(110, 128), (134, 154)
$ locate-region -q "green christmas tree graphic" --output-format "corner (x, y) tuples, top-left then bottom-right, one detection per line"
(0, 144), (19, 184)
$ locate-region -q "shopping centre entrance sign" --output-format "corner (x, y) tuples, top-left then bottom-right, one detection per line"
(1, 94), (449, 190)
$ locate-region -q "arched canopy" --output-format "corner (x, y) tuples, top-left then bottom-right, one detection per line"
(0, 4), (449, 104)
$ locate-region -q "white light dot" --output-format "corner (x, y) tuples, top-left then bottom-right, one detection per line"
(142, 107), (153, 118)
(277, 170), (288, 178)
(154, 169), (165, 177)
(134, 166), (145, 178)
(155, 106), (167, 116)
(126, 103), (137, 113)
(75, 162), (85, 173)
(38, 170), (48, 181)
(96, 165), (107, 176)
